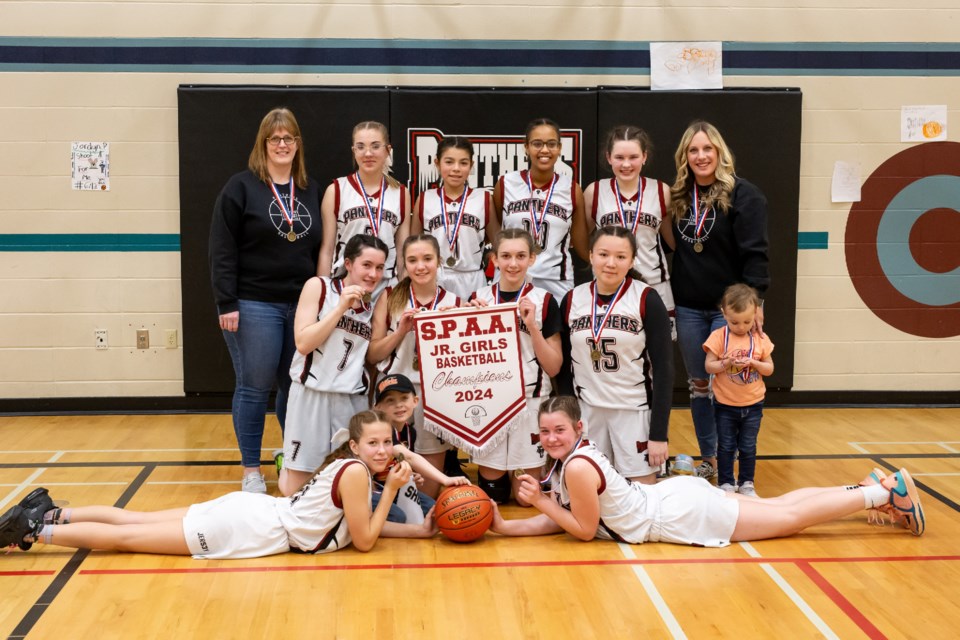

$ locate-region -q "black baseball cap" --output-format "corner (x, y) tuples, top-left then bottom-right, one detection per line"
(375, 374), (417, 404)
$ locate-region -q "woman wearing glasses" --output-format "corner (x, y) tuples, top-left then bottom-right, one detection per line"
(209, 107), (324, 494)
(320, 121), (411, 297)
(493, 118), (588, 298)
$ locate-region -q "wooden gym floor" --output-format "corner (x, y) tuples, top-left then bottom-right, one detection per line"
(0, 407), (958, 639)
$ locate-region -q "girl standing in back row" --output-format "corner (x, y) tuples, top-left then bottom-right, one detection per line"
(584, 125), (675, 337)
(412, 136), (497, 299)
(320, 121), (411, 296)
(493, 117), (589, 298)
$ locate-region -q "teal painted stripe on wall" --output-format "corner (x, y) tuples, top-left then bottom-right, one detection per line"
(798, 231), (829, 250)
(0, 233), (828, 251)
(0, 234), (181, 252)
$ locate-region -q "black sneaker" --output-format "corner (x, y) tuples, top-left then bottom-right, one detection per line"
(17, 488), (54, 550)
(0, 505), (35, 550)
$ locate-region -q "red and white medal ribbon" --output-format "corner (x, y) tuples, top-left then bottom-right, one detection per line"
(723, 326), (755, 383)
(439, 186), (469, 260)
(692, 183), (708, 240)
(269, 181), (296, 230)
(409, 287), (440, 312)
(494, 281), (533, 305)
(541, 436), (586, 488)
(334, 277), (369, 313)
(356, 172), (386, 236)
(590, 278), (629, 346)
(524, 171), (558, 242)
(613, 177), (646, 235)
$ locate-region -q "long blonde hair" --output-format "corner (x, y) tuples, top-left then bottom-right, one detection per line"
(248, 107), (308, 189)
(668, 120), (736, 221)
(386, 234), (441, 318)
(352, 121), (401, 190)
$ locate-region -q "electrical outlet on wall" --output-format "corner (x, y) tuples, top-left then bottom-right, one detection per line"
(95, 329), (108, 350)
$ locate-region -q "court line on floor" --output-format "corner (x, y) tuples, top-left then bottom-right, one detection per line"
(76, 554), (960, 576)
(0, 451), (64, 509)
(618, 543), (687, 639)
(9, 464), (155, 640)
(795, 561), (887, 640)
(739, 541), (839, 639)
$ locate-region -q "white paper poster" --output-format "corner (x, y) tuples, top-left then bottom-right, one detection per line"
(831, 161), (862, 203)
(71, 142), (110, 191)
(650, 42), (723, 91)
(901, 105), (947, 142)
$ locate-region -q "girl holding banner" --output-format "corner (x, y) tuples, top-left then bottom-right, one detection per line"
(412, 136), (498, 299)
(584, 125), (676, 338)
(493, 117), (588, 298)
(320, 121), (411, 295)
(468, 229), (564, 505)
(560, 226), (674, 484)
(367, 234), (461, 497)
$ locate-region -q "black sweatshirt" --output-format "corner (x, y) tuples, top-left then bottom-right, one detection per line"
(208, 170), (323, 314)
(670, 177), (770, 309)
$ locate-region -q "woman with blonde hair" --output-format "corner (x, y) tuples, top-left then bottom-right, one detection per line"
(667, 121), (770, 481)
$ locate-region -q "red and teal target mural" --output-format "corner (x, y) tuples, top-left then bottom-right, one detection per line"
(845, 142), (960, 338)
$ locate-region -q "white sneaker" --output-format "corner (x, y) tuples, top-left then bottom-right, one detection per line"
(719, 483), (737, 493)
(738, 481), (758, 498)
(242, 472), (267, 494)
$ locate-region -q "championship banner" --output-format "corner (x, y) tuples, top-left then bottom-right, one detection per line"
(414, 304), (527, 457)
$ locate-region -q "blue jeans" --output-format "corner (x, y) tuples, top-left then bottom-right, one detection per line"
(222, 299), (296, 468)
(715, 401), (763, 486)
(675, 305), (726, 460)
(371, 486), (437, 523)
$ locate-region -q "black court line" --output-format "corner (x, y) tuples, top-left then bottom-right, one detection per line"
(872, 456), (960, 515)
(8, 464), (156, 640)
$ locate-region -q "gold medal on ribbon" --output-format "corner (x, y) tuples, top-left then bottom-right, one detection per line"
(361, 292), (372, 304)
(412, 355), (420, 371)
(590, 349), (602, 362)
(287, 230), (297, 242)
(693, 241), (703, 253)
(513, 469), (525, 479)
(446, 256), (456, 267)
(395, 452), (405, 464)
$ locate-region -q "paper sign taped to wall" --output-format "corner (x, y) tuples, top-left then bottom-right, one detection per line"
(650, 42), (723, 91)
(901, 105), (947, 142)
(831, 161), (861, 203)
(71, 142), (110, 191)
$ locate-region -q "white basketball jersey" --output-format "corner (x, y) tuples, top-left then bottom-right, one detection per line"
(591, 178), (670, 285)
(555, 444), (654, 544)
(278, 458), (369, 553)
(500, 171), (576, 283)
(333, 174), (406, 278)
(419, 187), (489, 272)
(565, 278), (653, 410)
(471, 283), (553, 399)
(289, 277), (374, 394)
(377, 286), (461, 380)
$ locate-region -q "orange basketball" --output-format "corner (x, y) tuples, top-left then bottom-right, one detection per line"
(434, 485), (493, 543)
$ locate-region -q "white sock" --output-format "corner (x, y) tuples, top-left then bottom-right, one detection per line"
(860, 484), (889, 509)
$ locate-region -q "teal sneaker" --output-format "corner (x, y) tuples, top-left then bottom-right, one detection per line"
(886, 469), (926, 536)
